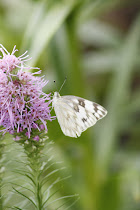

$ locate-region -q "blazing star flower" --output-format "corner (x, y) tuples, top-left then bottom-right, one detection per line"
(0, 44), (53, 140)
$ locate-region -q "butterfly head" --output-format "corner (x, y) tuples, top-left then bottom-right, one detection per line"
(52, 92), (61, 107)
(53, 92), (60, 99)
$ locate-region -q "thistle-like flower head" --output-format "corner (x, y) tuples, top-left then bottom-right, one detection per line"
(0, 44), (52, 140)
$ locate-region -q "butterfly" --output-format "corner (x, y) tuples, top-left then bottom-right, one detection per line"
(52, 92), (107, 138)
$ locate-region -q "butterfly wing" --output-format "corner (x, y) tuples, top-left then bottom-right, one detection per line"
(53, 95), (107, 138)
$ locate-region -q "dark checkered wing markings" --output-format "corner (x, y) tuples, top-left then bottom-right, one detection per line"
(63, 96), (107, 120)
(92, 102), (107, 120)
(60, 96), (107, 137)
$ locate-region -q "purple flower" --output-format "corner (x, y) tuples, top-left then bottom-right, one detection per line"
(13, 136), (21, 141)
(0, 44), (53, 140)
(33, 135), (40, 141)
(0, 45), (22, 73)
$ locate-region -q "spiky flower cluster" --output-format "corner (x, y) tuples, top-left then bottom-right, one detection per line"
(0, 44), (52, 140)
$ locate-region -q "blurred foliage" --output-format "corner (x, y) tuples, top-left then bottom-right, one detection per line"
(0, 0), (140, 209)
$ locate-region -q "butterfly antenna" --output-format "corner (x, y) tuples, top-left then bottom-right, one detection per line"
(59, 76), (67, 93)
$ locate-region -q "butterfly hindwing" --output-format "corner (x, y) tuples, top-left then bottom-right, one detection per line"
(52, 93), (107, 138)
(52, 98), (81, 137)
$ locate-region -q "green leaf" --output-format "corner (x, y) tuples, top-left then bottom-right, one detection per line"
(43, 175), (71, 199)
(27, 0), (76, 66)
(39, 161), (62, 177)
(42, 187), (63, 208)
(95, 12), (140, 177)
(11, 207), (23, 210)
(21, 1), (47, 52)
(8, 182), (34, 194)
(83, 50), (119, 74)
(79, 20), (122, 48)
(12, 187), (37, 208)
(45, 194), (79, 208)
(41, 167), (66, 186)
(56, 195), (80, 210)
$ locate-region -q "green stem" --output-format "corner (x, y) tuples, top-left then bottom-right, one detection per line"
(24, 140), (44, 210)
(34, 168), (42, 209)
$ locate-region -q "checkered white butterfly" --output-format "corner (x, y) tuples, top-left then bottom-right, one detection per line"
(52, 92), (107, 138)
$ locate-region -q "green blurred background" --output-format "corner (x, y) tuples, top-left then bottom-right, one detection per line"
(0, 0), (140, 209)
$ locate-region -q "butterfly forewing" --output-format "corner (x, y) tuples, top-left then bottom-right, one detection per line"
(52, 93), (107, 138)
(62, 95), (107, 121)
